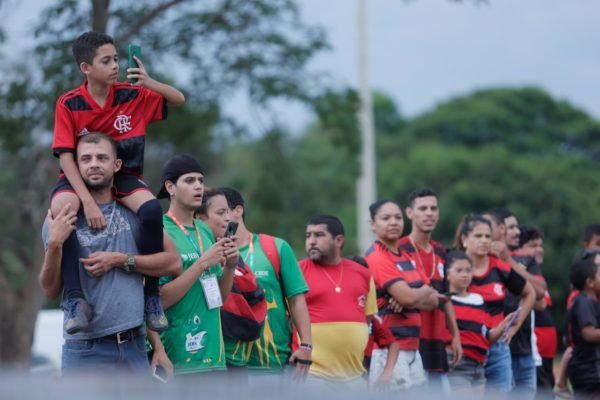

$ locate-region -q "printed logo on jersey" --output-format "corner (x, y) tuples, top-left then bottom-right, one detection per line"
(77, 128), (90, 137)
(358, 294), (366, 308)
(493, 283), (504, 296)
(113, 114), (132, 133)
(255, 270), (269, 277)
(437, 262), (445, 278)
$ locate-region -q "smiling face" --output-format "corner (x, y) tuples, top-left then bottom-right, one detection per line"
(82, 43), (119, 85)
(406, 195), (439, 234)
(522, 237), (545, 265)
(198, 194), (231, 238)
(371, 202), (404, 243)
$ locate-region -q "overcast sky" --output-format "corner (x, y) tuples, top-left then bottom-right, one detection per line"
(3, 0), (600, 133)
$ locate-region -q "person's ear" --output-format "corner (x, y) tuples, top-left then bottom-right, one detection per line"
(80, 62), (91, 75)
(165, 180), (175, 197)
(405, 206), (413, 220)
(114, 158), (122, 173)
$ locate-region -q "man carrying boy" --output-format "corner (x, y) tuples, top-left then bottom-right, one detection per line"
(50, 31), (185, 333)
(39, 132), (181, 374)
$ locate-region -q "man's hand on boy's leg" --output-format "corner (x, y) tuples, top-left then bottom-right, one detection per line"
(47, 205), (78, 246)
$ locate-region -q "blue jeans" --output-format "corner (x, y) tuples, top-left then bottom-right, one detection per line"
(484, 342), (513, 392)
(512, 354), (536, 395)
(62, 328), (149, 376)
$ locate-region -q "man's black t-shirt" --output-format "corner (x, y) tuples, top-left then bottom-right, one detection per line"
(504, 254), (540, 356)
(567, 292), (600, 387)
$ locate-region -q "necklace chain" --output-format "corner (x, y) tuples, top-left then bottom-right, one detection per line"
(320, 263), (344, 293)
(409, 235), (436, 280)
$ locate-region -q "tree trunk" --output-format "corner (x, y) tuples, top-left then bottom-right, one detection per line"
(92, 0), (110, 33)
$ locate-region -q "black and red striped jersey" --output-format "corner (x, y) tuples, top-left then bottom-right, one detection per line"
(398, 236), (448, 372)
(366, 241), (424, 350)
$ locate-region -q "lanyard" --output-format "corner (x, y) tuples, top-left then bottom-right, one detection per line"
(243, 232), (254, 268)
(166, 210), (205, 255)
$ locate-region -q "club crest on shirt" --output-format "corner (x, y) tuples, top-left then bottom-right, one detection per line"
(493, 283), (504, 296)
(113, 114), (132, 133)
(358, 295), (366, 308)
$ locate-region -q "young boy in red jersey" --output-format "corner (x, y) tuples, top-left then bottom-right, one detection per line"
(50, 31), (185, 333)
(445, 250), (513, 393)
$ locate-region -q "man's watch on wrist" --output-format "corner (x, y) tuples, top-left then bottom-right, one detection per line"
(123, 254), (136, 272)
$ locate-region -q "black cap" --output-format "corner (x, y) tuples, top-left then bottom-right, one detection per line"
(156, 154), (204, 199)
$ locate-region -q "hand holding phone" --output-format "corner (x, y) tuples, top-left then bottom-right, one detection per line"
(128, 44), (142, 83)
(224, 221), (239, 239)
(502, 307), (522, 342)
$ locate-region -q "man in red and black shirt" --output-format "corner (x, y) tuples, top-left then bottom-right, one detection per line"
(399, 188), (462, 390)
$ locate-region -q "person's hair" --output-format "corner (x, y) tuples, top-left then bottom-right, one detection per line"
(584, 224), (600, 244)
(452, 214), (492, 250)
(446, 250), (473, 270)
(582, 248), (600, 261)
(518, 224), (544, 248)
(349, 255), (369, 269)
(369, 199), (401, 220)
(407, 188), (437, 208)
(76, 132), (117, 157)
(486, 208), (513, 225)
(195, 188), (225, 217)
(72, 31), (114, 66)
(219, 187), (245, 220)
(307, 215), (344, 238)
(570, 258), (599, 291)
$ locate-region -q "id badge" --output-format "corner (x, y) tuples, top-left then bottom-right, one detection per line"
(201, 275), (223, 309)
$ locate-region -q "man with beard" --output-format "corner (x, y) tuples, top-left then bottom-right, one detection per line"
(398, 189), (462, 392)
(39, 132), (181, 375)
(299, 215), (377, 387)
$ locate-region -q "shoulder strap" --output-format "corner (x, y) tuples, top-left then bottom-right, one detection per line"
(258, 233), (280, 280)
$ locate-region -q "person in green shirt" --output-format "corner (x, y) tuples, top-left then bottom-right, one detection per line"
(155, 154), (239, 379)
(219, 187), (313, 382)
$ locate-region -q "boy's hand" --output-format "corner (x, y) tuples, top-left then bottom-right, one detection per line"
(127, 56), (154, 87)
(82, 200), (106, 230)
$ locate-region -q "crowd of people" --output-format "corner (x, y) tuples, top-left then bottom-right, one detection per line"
(37, 31), (600, 399)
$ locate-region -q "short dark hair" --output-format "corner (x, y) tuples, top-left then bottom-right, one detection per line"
(486, 208), (514, 225)
(195, 188), (226, 217)
(570, 258), (599, 291)
(72, 31), (114, 66)
(446, 250), (472, 269)
(584, 224), (600, 244)
(76, 132), (117, 157)
(307, 215), (344, 238)
(369, 199), (401, 220)
(518, 224), (544, 248)
(219, 187), (245, 220)
(407, 188), (437, 208)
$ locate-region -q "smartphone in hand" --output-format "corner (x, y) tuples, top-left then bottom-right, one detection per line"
(128, 44), (142, 83)
(225, 221), (239, 238)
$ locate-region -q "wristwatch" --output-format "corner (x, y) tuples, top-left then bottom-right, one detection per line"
(123, 254), (136, 272)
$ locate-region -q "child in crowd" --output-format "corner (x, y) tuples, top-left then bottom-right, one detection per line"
(566, 257), (600, 398)
(50, 31), (185, 333)
(444, 250), (513, 393)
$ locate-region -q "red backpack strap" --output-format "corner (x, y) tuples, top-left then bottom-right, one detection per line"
(258, 233), (280, 280)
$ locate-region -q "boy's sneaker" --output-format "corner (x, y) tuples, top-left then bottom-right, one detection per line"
(65, 297), (92, 334)
(145, 295), (168, 332)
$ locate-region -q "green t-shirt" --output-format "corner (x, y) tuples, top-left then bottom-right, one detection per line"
(160, 216), (226, 374)
(224, 233), (308, 370)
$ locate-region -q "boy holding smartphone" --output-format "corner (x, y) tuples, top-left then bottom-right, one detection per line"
(50, 31), (185, 333)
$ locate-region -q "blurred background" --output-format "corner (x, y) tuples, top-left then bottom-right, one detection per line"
(1, 0), (599, 371)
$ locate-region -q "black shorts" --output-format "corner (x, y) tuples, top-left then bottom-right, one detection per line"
(50, 173), (150, 201)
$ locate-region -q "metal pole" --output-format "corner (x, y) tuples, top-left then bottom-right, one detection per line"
(356, 0), (376, 253)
